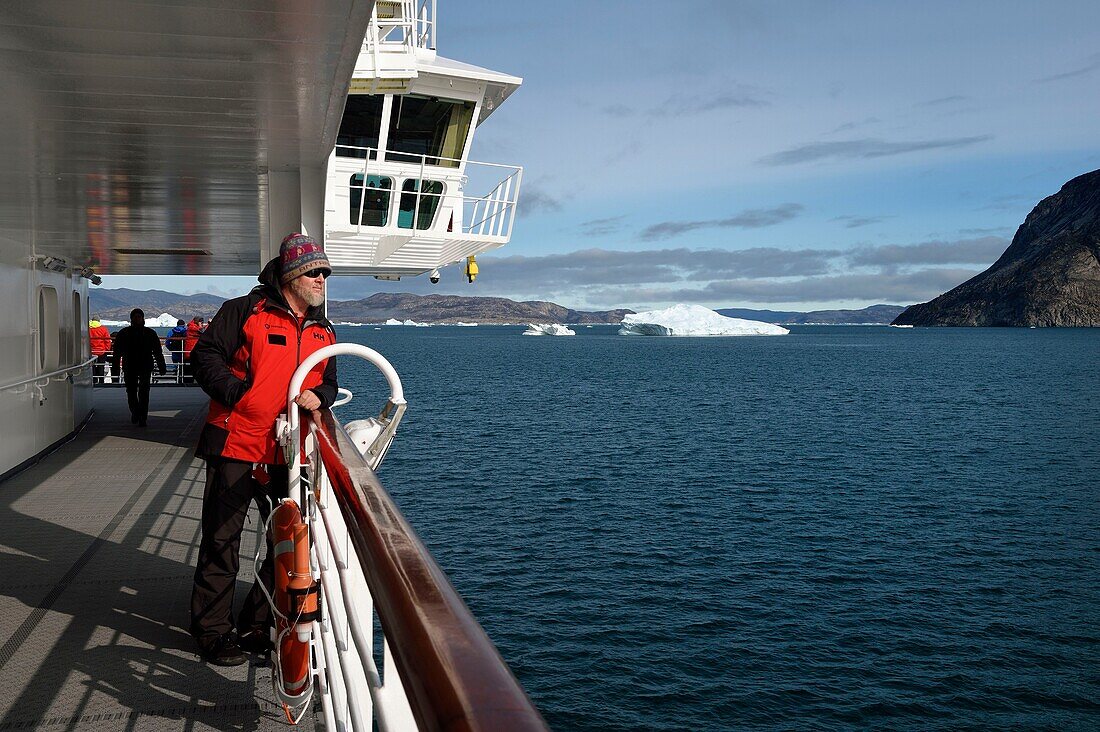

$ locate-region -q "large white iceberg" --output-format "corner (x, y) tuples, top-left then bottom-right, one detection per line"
(619, 304), (789, 336)
(384, 318), (402, 325)
(150, 312), (179, 327)
(523, 323), (576, 336)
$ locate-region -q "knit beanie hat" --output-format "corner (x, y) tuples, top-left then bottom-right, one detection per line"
(279, 233), (331, 284)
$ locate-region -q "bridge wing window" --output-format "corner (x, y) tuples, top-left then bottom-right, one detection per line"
(337, 95), (385, 159)
(387, 95), (473, 168)
(398, 179), (444, 230)
(350, 175), (393, 226)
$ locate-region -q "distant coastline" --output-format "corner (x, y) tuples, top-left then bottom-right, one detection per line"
(90, 289), (909, 326)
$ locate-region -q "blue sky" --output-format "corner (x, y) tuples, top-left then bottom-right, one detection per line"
(109, 0), (1100, 311)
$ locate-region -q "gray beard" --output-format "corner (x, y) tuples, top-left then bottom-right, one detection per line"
(291, 277), (325, 308)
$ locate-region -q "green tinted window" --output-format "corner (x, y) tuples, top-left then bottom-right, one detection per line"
(350, 174), (392, 226)
(337, 95), (385, 159)
(398, 179), (444, 230)
(387, 95), (473, 167)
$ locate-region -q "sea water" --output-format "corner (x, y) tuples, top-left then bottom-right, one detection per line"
(334, 325), (1100, 731)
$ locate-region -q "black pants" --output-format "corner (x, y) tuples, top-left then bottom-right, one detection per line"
(123, 369), (151, 424)
(190, 458), (289, 645)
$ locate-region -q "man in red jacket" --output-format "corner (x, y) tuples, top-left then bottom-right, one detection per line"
(188, 233), (337, 666)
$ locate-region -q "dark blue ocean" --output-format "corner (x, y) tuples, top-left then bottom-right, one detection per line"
(333, 325), (1100, 731)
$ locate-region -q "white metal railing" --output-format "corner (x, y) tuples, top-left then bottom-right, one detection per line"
(277, 344), (546, 731)
(285, 344), (414, 729)
(332, 144), (523, 241)
(0, 356), (97, 401)
(364, 0), (435, 55)
(91, 349), (197, 386)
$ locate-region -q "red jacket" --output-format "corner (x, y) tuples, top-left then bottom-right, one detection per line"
(89, 324), (112, 356)
(183, 320), (205, 357)
(192, 258), (338, 464)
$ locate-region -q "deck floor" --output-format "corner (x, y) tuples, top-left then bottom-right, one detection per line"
(0, 386), (317, 731)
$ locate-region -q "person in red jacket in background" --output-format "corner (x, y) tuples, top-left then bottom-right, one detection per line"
(188, 233), (337, 666)
(183, 316), (205, 359)
(89, 318), (113, 380)
(89, 318), (112, 358)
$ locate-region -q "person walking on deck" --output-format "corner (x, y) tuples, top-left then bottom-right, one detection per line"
(111, 308), (166, 427)
(189, 233), (337, 666)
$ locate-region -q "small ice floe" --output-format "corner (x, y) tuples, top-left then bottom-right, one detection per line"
(618, 303), (789, 336)
(454, 321), (478, 327)
(523, 323), (576, 336)
(889, 324), (914, 328)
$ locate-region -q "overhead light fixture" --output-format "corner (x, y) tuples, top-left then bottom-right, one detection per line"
(77, 266), (102, 286)
(35, 255), (69, 273)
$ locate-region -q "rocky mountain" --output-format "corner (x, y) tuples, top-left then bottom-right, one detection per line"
(718, 304), (907, 324)
(90, 288), (227, 321)
(893, 169), (1100, 326)
(326, 293), (632, 324)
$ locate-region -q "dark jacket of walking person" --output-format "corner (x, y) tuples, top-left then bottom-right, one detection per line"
(188, 233), (337, 666)
(111, 308), (166, 427)
(166, 320), (187, 363)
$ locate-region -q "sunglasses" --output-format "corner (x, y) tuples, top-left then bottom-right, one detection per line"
(302, 268), (331, 279)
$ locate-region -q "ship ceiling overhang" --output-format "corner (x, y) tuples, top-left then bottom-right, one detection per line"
(0, 0), (376, 275)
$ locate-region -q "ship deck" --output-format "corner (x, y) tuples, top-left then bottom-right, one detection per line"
(0, 386), (314, 731)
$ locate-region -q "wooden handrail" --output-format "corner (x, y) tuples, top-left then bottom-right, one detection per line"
(306, 409), (549, 732)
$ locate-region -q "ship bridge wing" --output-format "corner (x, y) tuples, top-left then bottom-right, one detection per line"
(0, 1), (377, 275)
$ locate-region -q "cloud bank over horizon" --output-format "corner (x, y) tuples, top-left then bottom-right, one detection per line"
(317, 235), (1007, 311)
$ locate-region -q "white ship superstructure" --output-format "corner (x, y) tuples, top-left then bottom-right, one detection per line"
(325, 0), (523, 281)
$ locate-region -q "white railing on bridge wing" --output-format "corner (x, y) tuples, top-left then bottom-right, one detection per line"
(331, 145), (523, 241)
(365, 0), (436, 54)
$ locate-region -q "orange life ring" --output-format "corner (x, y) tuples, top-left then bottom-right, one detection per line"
(271, 499), (320, 709)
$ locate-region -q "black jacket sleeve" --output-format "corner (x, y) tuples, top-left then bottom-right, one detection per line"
(149, 329), (166, 373)
(191, 296), (253, 407)
(309, 343), (339, 409)
(110, 328), (124, 374)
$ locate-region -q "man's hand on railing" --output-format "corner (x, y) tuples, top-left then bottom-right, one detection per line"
(294, 390), (322, 412)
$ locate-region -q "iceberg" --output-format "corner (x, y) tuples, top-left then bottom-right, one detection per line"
(454, 321), (478, 327)
(523, 323), (576, 336)
(150, 312), (178, 327)
(618, 304), (789, 336)
(384, 318), (402, 325)
(403, 319), (429, 327)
